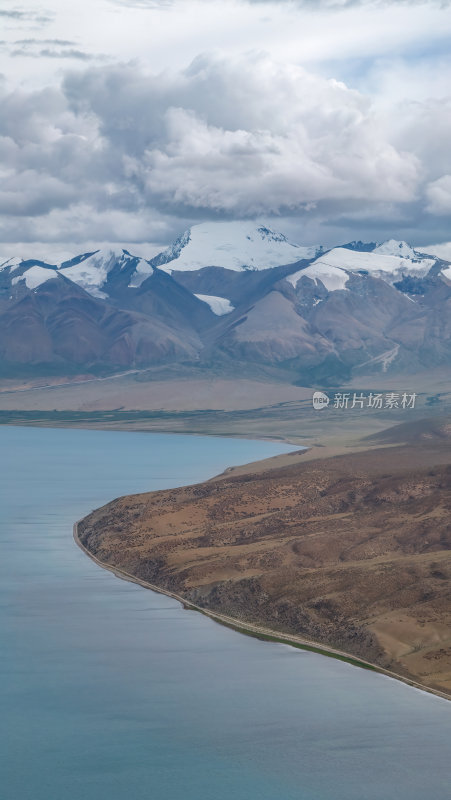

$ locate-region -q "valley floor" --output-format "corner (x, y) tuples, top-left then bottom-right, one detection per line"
(1, 367), (451, 455)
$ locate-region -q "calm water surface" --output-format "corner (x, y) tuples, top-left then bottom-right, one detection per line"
(1, 426), (450, 800)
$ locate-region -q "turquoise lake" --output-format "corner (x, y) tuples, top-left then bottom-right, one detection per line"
(1, 425), (450, 800)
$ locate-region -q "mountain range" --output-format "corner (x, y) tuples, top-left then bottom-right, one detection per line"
(1, 222), (451, 383)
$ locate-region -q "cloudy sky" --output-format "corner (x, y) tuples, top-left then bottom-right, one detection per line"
(0, 0), (450, 260)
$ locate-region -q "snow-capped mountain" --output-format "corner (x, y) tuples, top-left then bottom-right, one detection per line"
(0, 251), (211, 370)
(1, 248), (156, 300)
(1, 222), (317, 302)
(12, 265), (59, 290)
(150, 222), (320, 273)
(286, 244), (436, 293)
(59, 248), (154, 298)
(1, 229), (451, 381)
(0, 256), (23, 272)
(372, 240), (418, 258)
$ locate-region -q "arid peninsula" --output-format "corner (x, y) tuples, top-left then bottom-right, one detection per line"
(77, 417), (451, 698)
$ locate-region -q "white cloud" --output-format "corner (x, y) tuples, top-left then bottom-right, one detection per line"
(426, 175), (451, 215)
(1, 0), (451, 249)
(3, 0), (451, 91)
(0, 51), (449, 245)
(389, 97), (451, 182)
(113, 0), (451, 8)
(62, 55), (420, 216)
(0, 202), (181, 244)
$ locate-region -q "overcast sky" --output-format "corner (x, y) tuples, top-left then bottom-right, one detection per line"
(0, 0), (450, 259)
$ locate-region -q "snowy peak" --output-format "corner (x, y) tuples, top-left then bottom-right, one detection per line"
(345, 238), (429, 262)
(0, 256), (22, 272)
(150, 229), (191, 269)
(285, 243), (440, 299)
(59, 249), (119, 299)
(255, 226), (289, 244)
(1, 257), (56, 274)
(1, 234), (443, 308)
(12, 265), (59, 290)
(2, 230), (451, 381)
(1, 248), (155, 299)
(151, 222), (320, 273)
(59, 248), (154, 297)
(343, 239), (428, 261)
(373, 240), (418, 259)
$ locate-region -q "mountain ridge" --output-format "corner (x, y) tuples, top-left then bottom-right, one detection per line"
(1, 222), (450, 382)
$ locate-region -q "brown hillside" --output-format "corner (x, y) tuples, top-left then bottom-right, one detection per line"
(78, 435), (451, 696)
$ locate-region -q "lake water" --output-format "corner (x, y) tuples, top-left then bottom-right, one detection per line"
(1, 426), (450, 800)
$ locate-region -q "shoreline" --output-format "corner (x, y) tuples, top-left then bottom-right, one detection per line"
(73, 518), (451, 703)
(0, 419), (300, 446)
(1, 419), (395, 469)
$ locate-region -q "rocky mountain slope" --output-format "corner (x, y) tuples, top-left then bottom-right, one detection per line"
(1, 223), (450, 380)
(0, 271), (205, 371)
